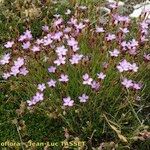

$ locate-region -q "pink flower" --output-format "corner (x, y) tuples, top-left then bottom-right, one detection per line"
(52, 32), (63, 41)
(64, 27), (72, 33)
(129, 63), (138, 72)
(83, 73), (89, 80)
(67, 38), (78, 47)
(37, 83), (46, 92)
(121, 78), (133, 88)
(0, 53), (11, 65)
(31, 46), (40, 52)
(42, 25), (49, 32)
(18, 35), (26, 42)
(54, 18), (63, 26)
(141, 29), (148, 35)
(82, 73), (93, 85)
(55, 46), (68, 56)
(140, 22), (148, 29)
(14, 57), (24, 68)
(10, 57), (25, 76)
(69, 54), (83, 64)
(109, 49), (120, 57)
(127, 42), (133, 50)
(140, 36), (148, 42)
(54, 56), (66, 66)
(18, 30), (32, 41)
(109, 2), (118, 9)
(47, 79), (56, 87)
(144, 53), (150, 61)
(117, 59), (130, 72)
(128, 48), (137, 55)
(106, 34), (116, 41)
(24, 30), (32, 40)
(4, 41), (14, 48)
(72, 45), (79, 52)
(18, 30), (32, 42)
(130, 39), (138, 47)
(102, 62), (109, 69)
(120, 16), (130, 23)
(121, 41), (127, 50)
(48, 66), (56, 73)
(75, 22), (85, 30)
(43, 38), (53, 46)
(96, 27), (105, 33)
(142, 8), (150, 13)
(27, 100), (34, 106)
(120, 28), (129, 34)
(59, 74), (69, 82)
(27, 92), (44, 106)
(91, 81), (100, 91)
(10, 66), (20, 76)
(79, 94), (89, 102)
(63, 34), (69, 40)
(36, 39), (44, 45)
(83, 18), (90, 23)
(34, 92), (44, 101)
(22, 41), (31, 49)
(19, 67), (29, 76)
(133, 83), (142, 90)
(63, 97), (74, 107)
(2, 72), (11, 79)
(68, 18), (77, 25)
(97, 72), (106, 80)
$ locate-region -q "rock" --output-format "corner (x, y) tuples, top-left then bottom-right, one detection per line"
(129, 0), (150, 18)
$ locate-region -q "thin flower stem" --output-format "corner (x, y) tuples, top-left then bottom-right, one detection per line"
(15, 122), (25, 150)
(127, 95), (142, 125)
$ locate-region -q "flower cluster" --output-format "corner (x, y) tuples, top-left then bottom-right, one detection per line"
(1, 1), (149, 109)
(63, 93), (89, 107)
(82, 72), (106, 91)
(117, 59), (138, 73)
(27, 92), (44, 106)
(0, 53), (11, 65)
(2, 57), (28, 79)
(122, 78), (142, 90)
